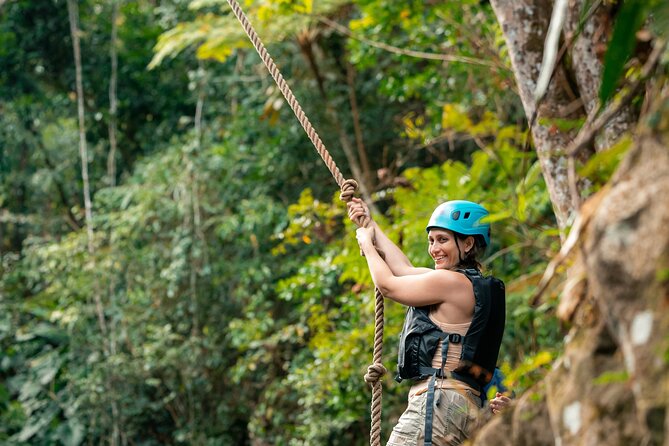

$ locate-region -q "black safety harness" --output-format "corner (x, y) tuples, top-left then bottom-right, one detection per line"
(394, 268), (505, 446)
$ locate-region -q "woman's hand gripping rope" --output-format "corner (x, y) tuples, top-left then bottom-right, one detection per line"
(348, 197), (377, 257)
(356, 226), (376, 253)
(348, 197), (372, 229)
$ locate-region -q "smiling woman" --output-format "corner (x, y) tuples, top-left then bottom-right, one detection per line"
(427, 201), (490, 271)
(348, 198), (507, 446)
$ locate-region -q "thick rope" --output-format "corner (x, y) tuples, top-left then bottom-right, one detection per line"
(224, 1), (385, 444)
(226, 0), (346, 188)
(364, 288), (386, 446)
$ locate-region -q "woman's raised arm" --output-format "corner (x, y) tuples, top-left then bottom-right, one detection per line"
(347, 198), (431, 276)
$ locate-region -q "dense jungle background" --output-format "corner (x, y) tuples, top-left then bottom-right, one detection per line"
(1, 0), (668, 445)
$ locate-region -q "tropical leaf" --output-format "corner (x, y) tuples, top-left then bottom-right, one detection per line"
(599, 0), (649, 104)
(578, 135), (632, 181)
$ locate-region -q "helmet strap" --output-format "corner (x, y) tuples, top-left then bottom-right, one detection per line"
(453, 236), (464, 264)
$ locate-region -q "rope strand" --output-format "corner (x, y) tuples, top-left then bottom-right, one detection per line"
(364, 288), (387, 445)
(226, 0), (345, 187)
(224, 2), (385, 444)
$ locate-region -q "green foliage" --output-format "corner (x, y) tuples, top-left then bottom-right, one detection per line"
(346, 0), (520, 143)
(0, 0), (580, 443)
(657, 268), (669, 284)
(273, 188), (345, 254)
(649, 1), (669, 39)
(593, 370), (629, 385)
(537, 116), (586, 133)
(599, 0), (650, 104)
(501, 351), (554, 394)
(149, 0), (347, 68)
(578, 135), (632, 186)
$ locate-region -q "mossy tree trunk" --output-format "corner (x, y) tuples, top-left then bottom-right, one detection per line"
(490, 0), (598, 236)
(473, 82), (669, 445)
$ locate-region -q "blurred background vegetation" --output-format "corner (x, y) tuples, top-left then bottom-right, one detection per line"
(1, 0), (664, 444)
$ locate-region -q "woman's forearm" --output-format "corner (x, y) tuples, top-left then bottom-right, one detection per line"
(360, 238), (395, 296)
(348, 198), (429, 276)
(370, 221), (426, 276)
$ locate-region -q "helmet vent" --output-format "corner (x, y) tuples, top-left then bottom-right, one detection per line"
(451, 211), (461, 220)
(464, 212), (471, 219)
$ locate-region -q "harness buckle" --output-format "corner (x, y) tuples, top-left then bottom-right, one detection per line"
(448, 333), (462, 344)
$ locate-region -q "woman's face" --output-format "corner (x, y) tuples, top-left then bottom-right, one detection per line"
(427, 228), (461, 270)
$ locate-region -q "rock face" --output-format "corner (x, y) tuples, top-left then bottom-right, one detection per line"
(472, 91), (669, 445)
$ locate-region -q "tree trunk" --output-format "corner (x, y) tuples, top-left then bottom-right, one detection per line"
(490, 0), (594, 235)
(108, 0), (119, 187)
(472, 82), (669, 446)
(68, 0), (95, 250)
(67, 1), (120, 444)
(296, 31), (378, 211)
(563, 0), (634, 151)
(478, 2), (669, 444)
(345, 60), (373, 191)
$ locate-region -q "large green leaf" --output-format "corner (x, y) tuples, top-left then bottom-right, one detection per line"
(599, 0), (649, 104)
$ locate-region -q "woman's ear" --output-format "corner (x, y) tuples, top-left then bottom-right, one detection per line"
(464, 236), (475, 253)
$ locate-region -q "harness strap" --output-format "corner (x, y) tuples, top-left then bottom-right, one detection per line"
(422, 331), (487, 445)
(418, 367), (484, 398)
(424, 332), (453, 446)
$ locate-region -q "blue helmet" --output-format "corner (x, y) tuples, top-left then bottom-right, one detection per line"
(426, 200), (491, 246)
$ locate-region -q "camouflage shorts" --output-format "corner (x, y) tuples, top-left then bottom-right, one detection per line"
(386, 388), (479, 446)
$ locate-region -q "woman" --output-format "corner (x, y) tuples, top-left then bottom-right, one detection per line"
(348, 198), (506, 446)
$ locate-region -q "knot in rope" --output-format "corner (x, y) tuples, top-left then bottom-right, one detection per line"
(339, 178), (358, 203)
(364, 362), (387, 385)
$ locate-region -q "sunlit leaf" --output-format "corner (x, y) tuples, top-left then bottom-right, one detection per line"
(537, 116), (585, 132)
(593, 370), (629, 385)
(484, 210), (512, 224)
(578, 135), (632, 180)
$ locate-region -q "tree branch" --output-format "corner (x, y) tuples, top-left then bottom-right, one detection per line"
(38, 143), (84, 231)
(345, 60), (372, 187)
(107, 0), (119, 187)
(23, 121), (83, 230)
(534, 0), (569, 101)
(567, 39), (667, 157)
(524, 0), (605, 151)
(317, 16), (502, 69)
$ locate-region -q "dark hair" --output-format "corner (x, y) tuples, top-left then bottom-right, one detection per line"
(451, 232), (485, 271)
